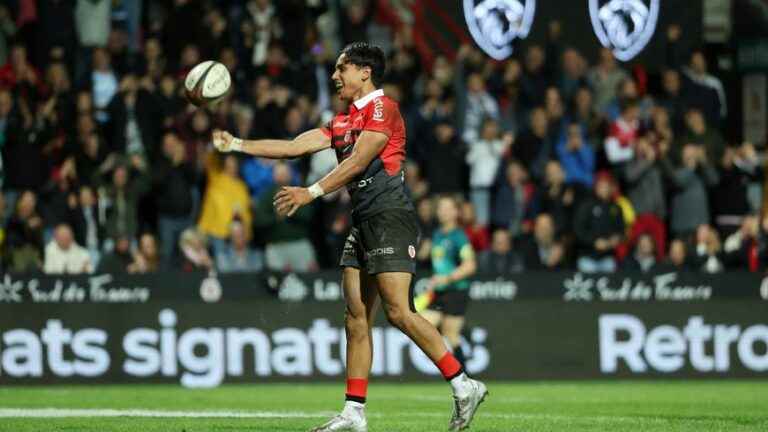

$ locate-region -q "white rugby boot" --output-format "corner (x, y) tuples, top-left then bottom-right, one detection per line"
(448, 378), (488, 431)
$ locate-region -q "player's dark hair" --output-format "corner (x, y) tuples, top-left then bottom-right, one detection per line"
(341, 42), (386, 87)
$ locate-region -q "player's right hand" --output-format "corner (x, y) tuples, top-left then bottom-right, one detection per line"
(212, 129), (234, 152)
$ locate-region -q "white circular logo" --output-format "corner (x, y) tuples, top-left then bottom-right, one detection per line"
(463, 0), (536, 60)
(589, 0), (659, 61)
(760, 277), (768, 300)
(200, 276), (223, 303)
(408, 245), (416, 259)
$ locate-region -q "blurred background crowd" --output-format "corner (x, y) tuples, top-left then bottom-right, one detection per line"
(0, 0), (764, 275)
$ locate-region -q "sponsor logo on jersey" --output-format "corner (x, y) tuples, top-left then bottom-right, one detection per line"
(372, 98), (384, 121)
(367, 247), (395, 258)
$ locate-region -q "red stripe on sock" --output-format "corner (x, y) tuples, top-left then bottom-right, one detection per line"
(436, 352), (462, 379)
(346, 378), (368, 398)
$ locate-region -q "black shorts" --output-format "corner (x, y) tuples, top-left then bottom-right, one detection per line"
(339, 209), (420, 274)
(427, 289), (470, 316)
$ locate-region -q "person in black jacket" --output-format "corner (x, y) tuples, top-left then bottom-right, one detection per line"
(656, 238), (692, 272)
(574, 172), (624, 273)
(105, 74), (163, 160)
(477, 229), (524, 274)
(153, 131), (197, 268)
(519, 213), (566, 271)
(621, 234), (658, 273)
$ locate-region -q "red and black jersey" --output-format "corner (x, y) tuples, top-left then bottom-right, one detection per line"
(321, 89), (414, 222)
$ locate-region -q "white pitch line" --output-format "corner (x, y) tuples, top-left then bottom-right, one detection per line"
(0, 407), (738, 426)
(0, 408), (334, 419)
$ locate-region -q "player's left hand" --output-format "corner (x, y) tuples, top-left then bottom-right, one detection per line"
(274, 186), (313, 217)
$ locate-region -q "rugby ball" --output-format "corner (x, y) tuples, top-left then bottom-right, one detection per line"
(184, 60), (231, 106)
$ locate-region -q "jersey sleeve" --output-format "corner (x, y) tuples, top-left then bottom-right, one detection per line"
(456, 231), (475, 261)
(362, 99), (398, 137)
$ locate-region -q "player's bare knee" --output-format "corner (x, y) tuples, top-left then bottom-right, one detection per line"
(382, 303), (409, 330)
(345, 309), (369, 341)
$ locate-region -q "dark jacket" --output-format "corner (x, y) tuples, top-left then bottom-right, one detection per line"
(106, 90), (164, 159)
(153, 158), (197, 218)
(478, 250), (524, 274)
(574, 197), (625, 258)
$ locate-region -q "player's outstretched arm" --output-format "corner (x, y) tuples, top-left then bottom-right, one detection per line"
(273, 130), (387, 217)
(212, 129), (330, 159)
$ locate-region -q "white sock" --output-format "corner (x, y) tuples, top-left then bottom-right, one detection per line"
(450, 372), (472, 398)
(342, 400), (365, 418)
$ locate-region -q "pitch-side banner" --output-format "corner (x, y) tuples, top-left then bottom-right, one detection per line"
(0, 271), (766, 386)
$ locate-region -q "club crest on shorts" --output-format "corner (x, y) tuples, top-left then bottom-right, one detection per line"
(463, 0), (536, 60)
(589, 0), (659, 61)
(408, 245), (416, 259)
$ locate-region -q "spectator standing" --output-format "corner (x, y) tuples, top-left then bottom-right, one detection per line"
(466, 119), (512, 226)
(556, 121), (595, 188)
(534, 160), (580, 235)
(94, 154), (151, 243)
(153, 132), (198, 268)
(90, 48), (118, 123)
(712, 143), (763, 234)
(254, 162), (317, 272)
(678, 109), (726, 163)
(491, 160), (534, 236)
(197, 152), (253, 256)
(511, 107), (551, 181)
(3, 190), (44, 272)
(604, 99), (640, 165)
(424, 123), (465, 195)
(662, 144), (719, 238)
(588, 47), (629, 114)
(621, 137), (667, 259)
(0, 6), (16, 67)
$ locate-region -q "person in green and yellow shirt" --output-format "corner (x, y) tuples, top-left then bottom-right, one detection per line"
(418, 195), (477, 366)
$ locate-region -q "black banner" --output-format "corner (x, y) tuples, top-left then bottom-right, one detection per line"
(1, 271), (767, 386)
(2, 271), (767, 304)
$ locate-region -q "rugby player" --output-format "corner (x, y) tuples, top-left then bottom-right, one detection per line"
(212, 42), (487, 432)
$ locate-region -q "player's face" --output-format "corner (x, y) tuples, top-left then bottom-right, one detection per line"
(332, 54), (366, 102)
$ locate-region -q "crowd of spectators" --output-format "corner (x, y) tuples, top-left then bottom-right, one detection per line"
(0, 0), (764, 276)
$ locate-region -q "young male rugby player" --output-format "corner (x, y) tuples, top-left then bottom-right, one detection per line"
(212, 42), (487, 432)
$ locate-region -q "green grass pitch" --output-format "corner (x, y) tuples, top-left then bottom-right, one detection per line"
(1, 381), (766, 431)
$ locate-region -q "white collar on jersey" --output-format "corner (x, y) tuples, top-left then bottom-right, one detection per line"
(353, 89), (384, 110)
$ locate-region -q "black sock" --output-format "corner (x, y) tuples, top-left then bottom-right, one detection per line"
(453, 344), (466, 369)
(345, 394), (366, 404)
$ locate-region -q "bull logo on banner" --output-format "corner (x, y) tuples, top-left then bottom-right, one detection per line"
(463, 0), (536, 60)
(589, 0), (660, 61)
